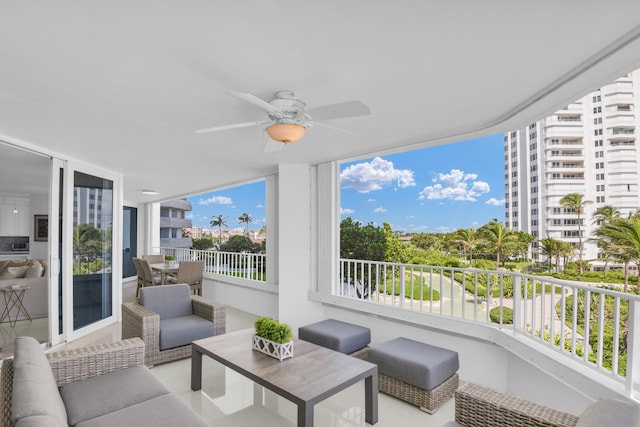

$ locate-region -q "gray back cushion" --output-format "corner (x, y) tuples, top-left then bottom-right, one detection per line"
(576, 399), (640, 427)
(139, 284), (192, 319)
(12, 336), (68, 426)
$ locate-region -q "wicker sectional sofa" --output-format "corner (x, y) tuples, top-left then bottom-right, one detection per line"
(1, 336), (208, 427)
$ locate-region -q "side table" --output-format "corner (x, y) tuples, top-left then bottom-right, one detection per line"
(0, 285), (32, 327)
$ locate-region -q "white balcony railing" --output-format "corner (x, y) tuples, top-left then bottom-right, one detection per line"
(339, 259), (640, 398)
(154, 247), (640, 397)
(158, 247), (266, 282)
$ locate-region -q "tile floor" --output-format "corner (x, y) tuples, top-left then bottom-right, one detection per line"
(7, 284), (458, 426)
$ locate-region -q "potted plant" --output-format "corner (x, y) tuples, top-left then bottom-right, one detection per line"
(164, 255), (177, 267)
(252, 317), (293, 360)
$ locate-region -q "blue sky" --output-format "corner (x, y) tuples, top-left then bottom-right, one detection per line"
(187, 133), (505, 234)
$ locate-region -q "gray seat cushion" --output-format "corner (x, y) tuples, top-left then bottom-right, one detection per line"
(12, 336), (68, 426)
(139, 283), (192, 319)
(15, 414), (66, 427)
(576, 399), (640, 427)
(299, 318), (371, 354)
(59, 365), (170, 426)
(75, 393), (209, 427)
(159, 315), (214, 350)
(368, 337), (459, 390)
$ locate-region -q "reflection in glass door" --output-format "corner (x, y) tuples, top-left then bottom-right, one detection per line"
(122, 206), (137, 279)
(72, 171), (113, 330)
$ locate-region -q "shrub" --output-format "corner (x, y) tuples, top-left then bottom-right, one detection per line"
(489, 306), (513, 324)
(254, 317), (292, 343)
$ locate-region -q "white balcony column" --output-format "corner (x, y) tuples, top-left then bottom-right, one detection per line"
(144, 202), (160, 254)
(277, 164), (323, 331)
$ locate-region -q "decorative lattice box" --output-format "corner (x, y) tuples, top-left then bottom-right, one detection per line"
(252, 335), (293, 361)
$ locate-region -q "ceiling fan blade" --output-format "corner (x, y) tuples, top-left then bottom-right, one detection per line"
(308, 120), (359, 137)
(306, 100), (371, 121)
(229, 92), (283, 114)
(194, 120), (270, 134)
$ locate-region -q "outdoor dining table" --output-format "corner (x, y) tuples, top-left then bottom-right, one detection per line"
(150, 263), (179, 285)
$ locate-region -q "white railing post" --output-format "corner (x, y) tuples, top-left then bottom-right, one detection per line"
(399, 265), (406, 308)
(513, 275), (521, 335)
(625, 299), (640, 399)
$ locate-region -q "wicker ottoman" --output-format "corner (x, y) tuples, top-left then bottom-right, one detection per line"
(367, 337), (459, 414)
(298, 318), (371, 354)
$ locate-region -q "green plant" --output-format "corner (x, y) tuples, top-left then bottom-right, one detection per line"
(254, 317), (292, 344)
(489, 306), (513, 324)
(164, 255), (176, 261)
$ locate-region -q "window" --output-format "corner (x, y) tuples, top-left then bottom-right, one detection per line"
(594, 129), (602, 135)
(531, 208), (537, 215)
(531, 187), (537, 193)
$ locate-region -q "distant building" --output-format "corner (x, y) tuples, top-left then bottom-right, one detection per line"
(505, 69), (640, 271)
(160, 199), (192, 249)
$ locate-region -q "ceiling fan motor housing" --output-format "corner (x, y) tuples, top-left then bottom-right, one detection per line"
(268, 90), (307, 125)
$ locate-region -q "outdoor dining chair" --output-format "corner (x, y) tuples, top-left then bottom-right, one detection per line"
(174, 260), (204, 295)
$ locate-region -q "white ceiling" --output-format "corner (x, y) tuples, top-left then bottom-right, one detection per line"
(2, 1), (640, 202)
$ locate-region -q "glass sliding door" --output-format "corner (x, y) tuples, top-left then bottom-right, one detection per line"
(122, 206), (137, 279)
(72, 171), (113, 330)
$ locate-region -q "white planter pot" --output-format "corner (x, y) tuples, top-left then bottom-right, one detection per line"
(252, 335), (293, 361)
(164, 260), (177, 267)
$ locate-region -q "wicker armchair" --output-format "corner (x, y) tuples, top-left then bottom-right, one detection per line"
(1, 338), (145, 427)
(122, 284), (226, 366)
(454, 383), (640, 427)
(454, 383), (578, 427)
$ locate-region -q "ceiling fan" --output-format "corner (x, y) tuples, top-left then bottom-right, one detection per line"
(194, 90), (371, 143)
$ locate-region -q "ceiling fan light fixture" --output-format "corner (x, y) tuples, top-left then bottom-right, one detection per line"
(266, 123), (306, 143)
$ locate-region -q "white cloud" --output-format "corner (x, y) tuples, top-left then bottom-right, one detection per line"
(256, 204), (264, 208)
(373, 207), (387, 213)
(341, 157), (415, 193)
(485, 197), (505, 206)
(340, 207), (355, 215)
(198, 195), (232, 205)
(367, 198), (376, 202)
(419, 169), (490, 202)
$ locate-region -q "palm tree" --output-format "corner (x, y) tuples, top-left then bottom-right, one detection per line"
(238, 212), (253, 236)
(592, 205), (620, 226)
(560, 193), (592, 275)
(539, 237), (559, 272)
(479, 220), (517, 269)
(451, 228), (482, 266)
(594, 217), (640, 293)
(209, 215), (228, 244)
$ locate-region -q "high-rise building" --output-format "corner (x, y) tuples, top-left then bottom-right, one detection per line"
(505, 70), (640, 270)
(160, 198), (193, 249)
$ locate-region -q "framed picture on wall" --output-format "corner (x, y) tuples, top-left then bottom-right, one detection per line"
(34, 215), (48, 242)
